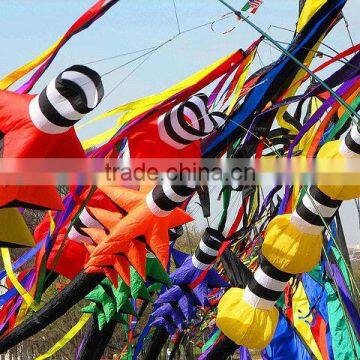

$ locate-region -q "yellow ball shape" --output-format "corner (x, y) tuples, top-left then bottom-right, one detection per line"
(317, 140), (360, 200)
(216, 288), (279, 349)
(262, 214), (322, 274)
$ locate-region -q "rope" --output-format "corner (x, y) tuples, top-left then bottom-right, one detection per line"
(263, 40), (360, 71)
(102, 47), (163, 101)
(343, 16), (354, 47)
(76, 12), (240, 103)
(267, 24), (344, 58)
(172, 0), (181, 34)
(83, 46), (157, 65)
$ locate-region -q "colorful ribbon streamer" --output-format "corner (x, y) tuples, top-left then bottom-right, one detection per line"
(35, 313), (92, 360)
(0, 248), (39, 311)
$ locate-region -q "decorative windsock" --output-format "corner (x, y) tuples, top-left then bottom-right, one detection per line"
(171, 243), (229, 306)
(68, 207), (105, 245)
(82, 94), (226, 285)
(150, 230), (229, 336)
(67, 188), (120, 245)
(0, 209), (35, 248)
(82, 186), (193, 284)
(64, 94), (224, 279)
(83, 254), (170, 330)
(69, 95), (224, 285)
(191, 228), (226, 271)
(146, 179), (196, 217)
(151, 248), (228, 334)
(217, 121), (360, 349)
(0, 65), (104, 210)
(157, 94), (225, 150)
(127, 93), (225, 159)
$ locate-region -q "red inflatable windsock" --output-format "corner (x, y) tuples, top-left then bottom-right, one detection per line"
(127, 93), (225, 160)
(0, 65), (104, 210)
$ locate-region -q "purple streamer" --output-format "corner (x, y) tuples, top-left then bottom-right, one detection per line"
(328, 262), (360, 337)
(208, 72), (233, 107)
(15, 57), (53, 94)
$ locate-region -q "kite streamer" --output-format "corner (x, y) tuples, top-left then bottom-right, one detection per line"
(35, 313), (92, 360)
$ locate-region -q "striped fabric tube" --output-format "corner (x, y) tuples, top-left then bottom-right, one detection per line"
(146, 94), (227, 216)
(243, 257), (291, 310)
(146, 180), (196, 217)
(290, 186), (342, 235)
(29, 65), (104, 134)
(158, 93), (225, 150)
(68, 208), (104, 245)
(339, 122), (360, 157)
(192, 228), (225, 270)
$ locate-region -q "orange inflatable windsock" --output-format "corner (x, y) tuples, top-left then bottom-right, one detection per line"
(83, 185), (193, 285)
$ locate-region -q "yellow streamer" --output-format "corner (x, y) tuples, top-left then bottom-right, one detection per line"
(248, 187), (259, 223)
(226, 50), (256, 115)
(1, 248), (39, 311)
(276, 38), (323, 133)
(0, 39), (62, 90)
(299, 97), (322, 156)
(297, 0), (328, 33)
(49, 211), (56, 234)
(14, 282), (38, 326)
(80, 51), (237, 149)
(36, 313), (92, 360)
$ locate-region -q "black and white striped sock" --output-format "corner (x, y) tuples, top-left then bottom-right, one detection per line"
(243, 257), (291, 310)
(340, 122), (360, 157)
(158, 93), (225, 149)
(68, 207), (104, 244)
(191, 228), (225, 270)
(29, 65), (104, 134)
(146, 179), (196, 217)
(290, 185), (341, 234)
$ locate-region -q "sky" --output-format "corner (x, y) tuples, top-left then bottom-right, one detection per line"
(0, 0), (359, 246)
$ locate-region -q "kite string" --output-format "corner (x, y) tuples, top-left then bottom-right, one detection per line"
(83, 46), (158, 66)
(343, 16), (354, 47)
(263, 39), (360, 71)
(172, 0), (181, 34)
(76, 11), (238, 98)
(85, 12), (236, 78)
(102, 46), (166, 101)
(267, 24), (343, 57)
(99, 37), (177, 78)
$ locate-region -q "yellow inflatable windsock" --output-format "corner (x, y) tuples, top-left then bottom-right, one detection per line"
(217, 122), (360, 349)
(0, 208), (35, 248)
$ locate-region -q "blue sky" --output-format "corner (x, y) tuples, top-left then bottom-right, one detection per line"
(1, 0), (358, 136)
(0, 0), (359, 245)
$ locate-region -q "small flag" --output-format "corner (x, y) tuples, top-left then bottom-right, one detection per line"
(242, 0), (263, 14)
